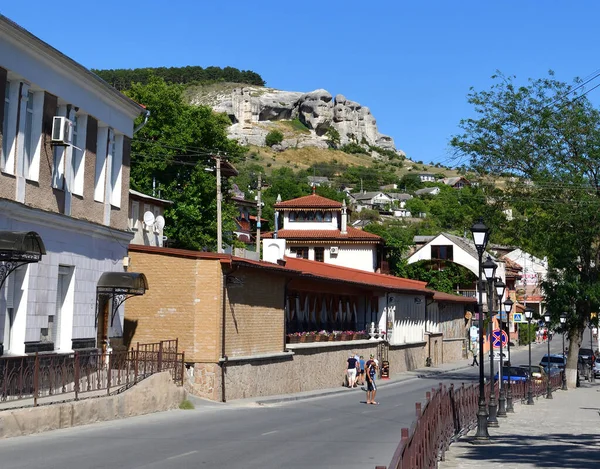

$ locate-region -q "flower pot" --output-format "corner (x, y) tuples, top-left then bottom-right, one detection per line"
(288, 336), (299, 344)
(305, 335), (315, 343)
(299, 336), (306, 343)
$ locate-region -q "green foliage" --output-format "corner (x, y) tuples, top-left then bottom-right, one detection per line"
(179, 399), (195, 410)
(368, 145), (402, 160)
(451, 70), (600, 359)
(325, 128), (341, 148)
(285, 118), (310, 133)
(399, 173), (422, 191)
(340, 142), (368, 155)
(265, 130), (284, 147)
(364, 222), (417, 275)
(93, 65), (265, 91)
(125, 77), (244, 251)
(519, 323), (537, 345)
(401, 261), (475, 294)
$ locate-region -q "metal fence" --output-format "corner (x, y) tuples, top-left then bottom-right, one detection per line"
(0, 339), (184, 408)
(379, 373), (564, 469)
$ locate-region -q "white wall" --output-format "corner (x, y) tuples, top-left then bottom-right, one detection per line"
(389, 294), (427, 345)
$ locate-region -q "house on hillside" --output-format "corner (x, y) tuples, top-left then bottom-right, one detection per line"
(307, 176), (330, 187)
(0, 16), (146, 356)
(125, 244), (475, 401)
(128, 190), (172, 247)
(442, 176), (471, 189)
(415, 187), (440, 196)
(261, 192), (384, 272)
(419, 173), (437, 183)
(349, 191), (393, 212)
(388, 193), (413, 217)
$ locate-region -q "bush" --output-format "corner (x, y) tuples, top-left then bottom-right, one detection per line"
(179, 399), (195, 410)
(340, 142), (368, 155)
(265, 130), (284, 147)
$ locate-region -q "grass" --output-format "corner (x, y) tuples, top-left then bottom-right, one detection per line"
(179, 399), (195, 410)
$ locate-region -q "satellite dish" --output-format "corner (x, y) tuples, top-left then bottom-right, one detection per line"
(143, 211), (155, 227)
(155, 215), (165, 231)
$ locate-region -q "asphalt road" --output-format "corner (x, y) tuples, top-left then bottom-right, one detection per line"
(0, 340), (562, 469)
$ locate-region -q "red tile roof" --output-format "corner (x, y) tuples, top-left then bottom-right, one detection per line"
(283, 256), (430, 294)
(274, 194), (343, 209)
(262, 227), (382, 242)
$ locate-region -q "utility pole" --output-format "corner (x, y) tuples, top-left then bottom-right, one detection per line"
(216, 154), (222, 253)
(256, 172), (262, 253)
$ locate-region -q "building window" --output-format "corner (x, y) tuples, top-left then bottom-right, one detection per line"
(431, 245), (454, 261)
(289, 212), (296, 222)
(314, 247), (325, 262)
(52, 105), (67, 189)
(94, 127), (110, 202)
(130, 200), (139, 230)
(290, 246), (309, 259)
(71, 114), (87, 196)
(324, 212), (332, 222)
(110, 134), (123, 207)
(1, 80), (18, 174)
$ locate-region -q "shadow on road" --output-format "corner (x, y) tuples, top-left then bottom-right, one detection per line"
(459, 433), (600, 468)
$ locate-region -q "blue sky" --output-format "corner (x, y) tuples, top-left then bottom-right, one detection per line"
(3, 1), (600, 166)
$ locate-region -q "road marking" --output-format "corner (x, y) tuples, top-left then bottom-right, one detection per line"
(166, 451), (198, 460)
(261, 430), (278, 436)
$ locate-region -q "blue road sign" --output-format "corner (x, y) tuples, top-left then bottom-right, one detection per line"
(492, 329), (508, 348)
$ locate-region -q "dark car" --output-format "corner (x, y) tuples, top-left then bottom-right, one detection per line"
(494, 366), (529, 383)
(539, 354), (566, 373)
(578, 348), (596, 364)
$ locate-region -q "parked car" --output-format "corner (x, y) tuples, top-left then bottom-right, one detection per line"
(518, 364), (547, 382)
(494, 366), (529, 383)
(578, 347), (596, 365)
(593, 360), (600, 379)
(539, 354), (566, 373)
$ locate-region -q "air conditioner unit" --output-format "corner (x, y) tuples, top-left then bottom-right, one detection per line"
(51, 116), (73, 145)
(330, 246), (339, 255)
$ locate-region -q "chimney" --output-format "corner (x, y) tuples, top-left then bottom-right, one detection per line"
(341, 199), (347, 235)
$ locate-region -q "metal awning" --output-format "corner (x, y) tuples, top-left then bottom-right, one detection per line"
(0, 231), (46, 288)
(96, 272), (148, 326)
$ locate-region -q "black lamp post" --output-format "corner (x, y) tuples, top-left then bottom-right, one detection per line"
(524, 308), (535, 405)
(590, 319), (595, 383)
(496, 278), (507, 418)
(483, 256), (499, 427)
(471, 218), (490, 441)
(560, 313), (567, 390)
(543, 312), (553, 399)
(504, 298), (515, 412)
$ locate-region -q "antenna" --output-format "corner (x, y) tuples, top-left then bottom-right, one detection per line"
(143, 211), (155, 228)
(155, 215), (165, 231)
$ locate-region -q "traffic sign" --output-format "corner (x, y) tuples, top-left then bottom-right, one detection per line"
(491, 329), (508, 348)
(493, 350), (509, 361)
(513, 313), (526, 323)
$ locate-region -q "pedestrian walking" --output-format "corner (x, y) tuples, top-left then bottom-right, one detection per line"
(358, 355), (366, 385)
(365, 354), (379, 404)
(346, 353), (358, 388)
(471, 345), (479, 366)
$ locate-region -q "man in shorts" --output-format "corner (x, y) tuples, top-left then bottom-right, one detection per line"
(365, 354), (379, 404)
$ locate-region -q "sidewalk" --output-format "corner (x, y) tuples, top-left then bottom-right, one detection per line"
(440, 381), (600, 469)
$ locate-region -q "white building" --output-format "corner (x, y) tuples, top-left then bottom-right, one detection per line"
(262, 193), (383, 272)
(0, 16), (146, 355)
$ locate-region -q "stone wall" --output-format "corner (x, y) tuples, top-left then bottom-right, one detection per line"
(0, 372), (185, 439)
(443, 338), (466, 363)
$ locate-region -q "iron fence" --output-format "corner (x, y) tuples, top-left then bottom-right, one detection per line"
(0, 339), (184, 408)
(379, 372), (564, 469)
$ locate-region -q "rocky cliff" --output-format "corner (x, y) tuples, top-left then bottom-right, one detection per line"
(189, 85), (400, 155)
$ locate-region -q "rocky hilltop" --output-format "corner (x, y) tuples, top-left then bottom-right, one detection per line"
(189, 85), (400, 155)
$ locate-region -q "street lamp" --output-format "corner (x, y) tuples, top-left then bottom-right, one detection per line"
(504, 298), (515, 412)
(524, 308), (535, 405)
(560, 313), (567, 391)
(471, 218), (490, 441)
(590, 317), (595, 383)
(543, 312), (553, 399)
(483, 256), (499, 427)
(495, 278), (507, 418)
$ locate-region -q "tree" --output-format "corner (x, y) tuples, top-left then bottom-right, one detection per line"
(265, 130), (284, 147)
(451, 71), (600, 386)
(125, 77), (245, 251)
(399, 173), (422, 191)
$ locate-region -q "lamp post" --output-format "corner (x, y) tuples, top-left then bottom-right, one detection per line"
(495, 278), (507, 418)
(590, 319), (595, 383)
(504, 298), (515, 412)
(524, 308), (535, 405)
(483, 257), (499, 427)
(471, 218), (490, 441)
(560, 313), (567, 390)
(543, 312), (553, 399)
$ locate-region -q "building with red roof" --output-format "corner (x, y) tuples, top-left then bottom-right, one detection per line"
(262, 191), (383, 272)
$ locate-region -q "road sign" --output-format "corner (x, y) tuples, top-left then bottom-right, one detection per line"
(513, 313), (526, 323)
(491, 329), (508, 348)
(493, 350), (509, 361)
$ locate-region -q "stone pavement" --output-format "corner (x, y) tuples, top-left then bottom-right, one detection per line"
(440, 381), (600, 469)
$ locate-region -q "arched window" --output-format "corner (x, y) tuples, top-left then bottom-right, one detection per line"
(316, 211), (323, 221)
(324, 212), (332, 222)
(289, 212), (296, 222)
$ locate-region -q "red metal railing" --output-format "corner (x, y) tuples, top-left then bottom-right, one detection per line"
(0, 339), (184, 408)
(379, 372), (565, 469)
